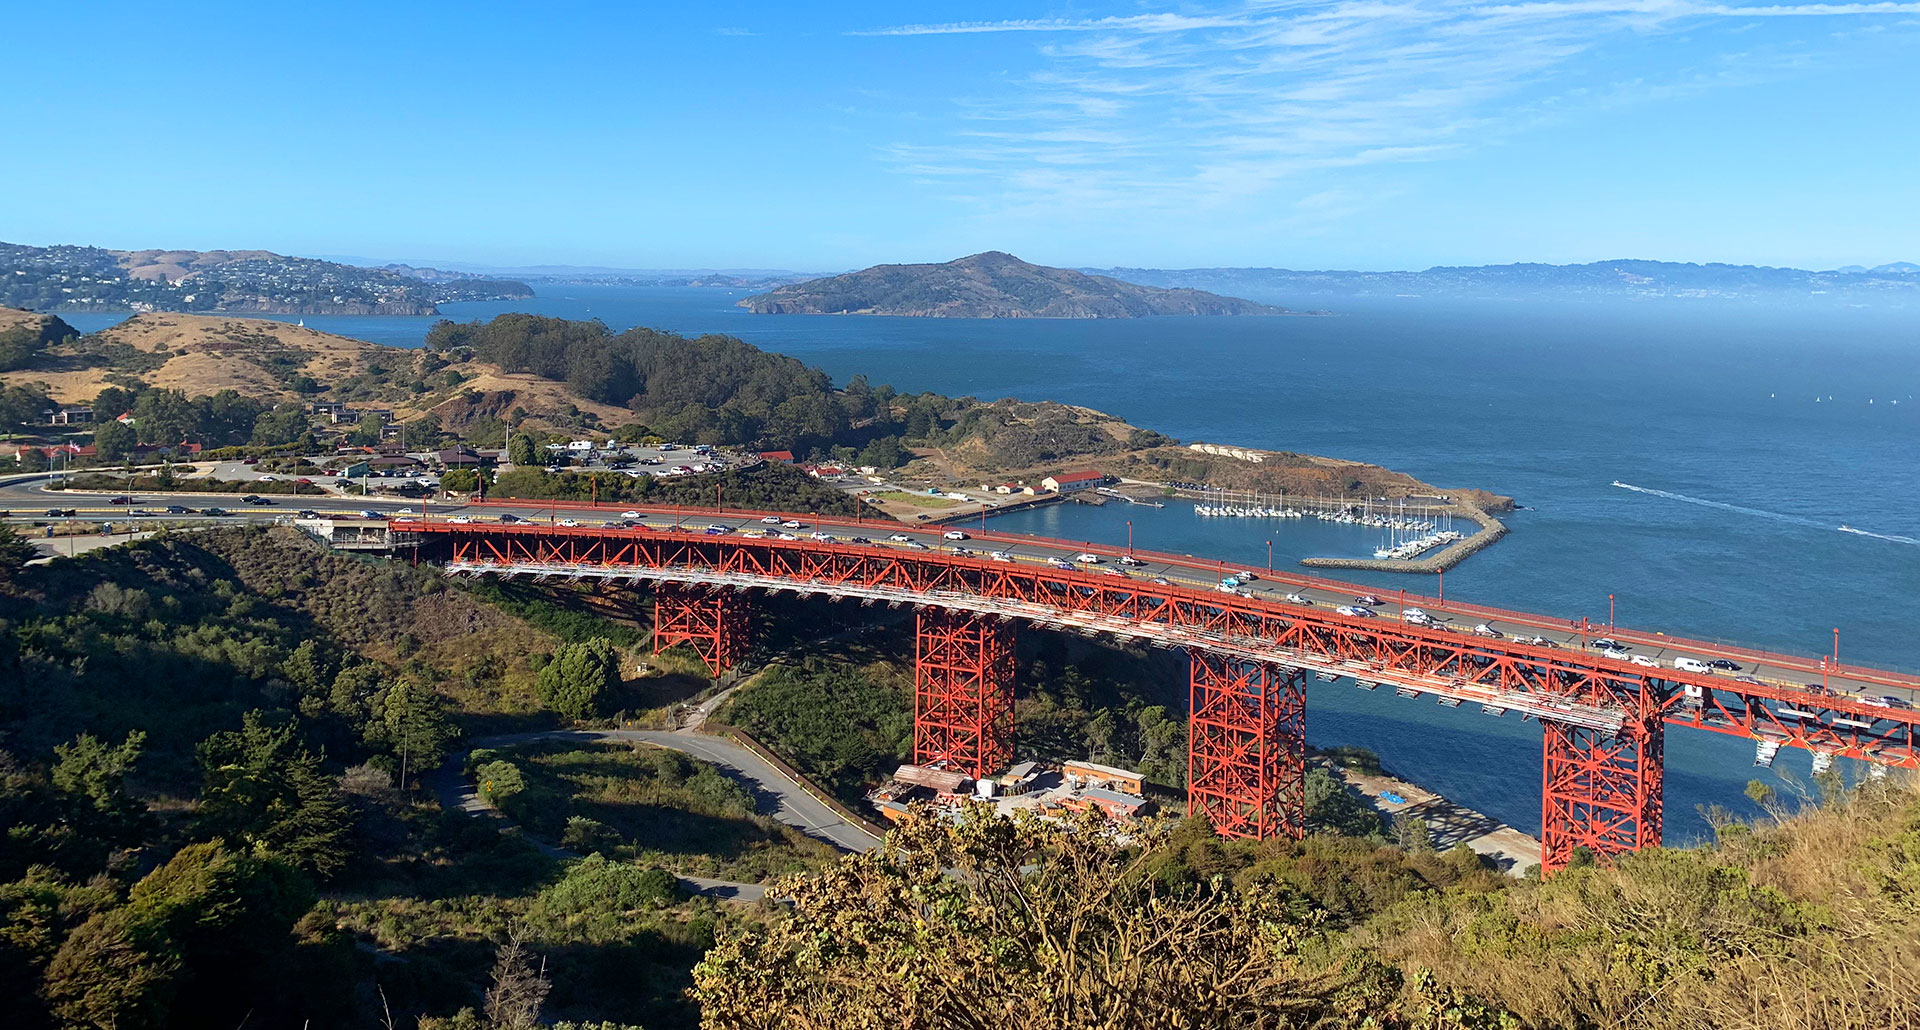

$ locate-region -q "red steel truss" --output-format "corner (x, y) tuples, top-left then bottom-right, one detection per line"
(1188, 651), (1307, 841)
(913, 608), (1016, 778)
(652, 584), (748, 677)
(1540, 721), (1664, 872)
(415, 522), (1920, 869)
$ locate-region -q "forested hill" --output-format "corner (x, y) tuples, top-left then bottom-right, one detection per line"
(737, 251), (1286, 317)
(0, 242), (533, 316)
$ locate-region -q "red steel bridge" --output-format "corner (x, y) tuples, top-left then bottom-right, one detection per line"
(391, 501), (1920, 873)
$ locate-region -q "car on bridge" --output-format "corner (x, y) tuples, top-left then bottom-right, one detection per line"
(108, 495), (135, 505)
(761, 516), (783, 524)
(1075, 553), (1103, 563)
(1474, 624), (1502, 637)
(1593, 637), (1628, 651)
(1285, 593), (1311, 605)
(989, 551), (1012, 562)
(943, 530), (970, 540)
(559, 519), (580, 527)
(1335, 605), (1376, 617)
(1672, 656), (1711, 673)
(1403, 607), (1431, 624)
(889, 534), (913, 542)
(624, 510), (643, 518)
(1631, 655), (1661, 668)
(1355, 594), (1382, 606)
(1602, 647), (1631, 660)
(1708, 658), (1742, 671)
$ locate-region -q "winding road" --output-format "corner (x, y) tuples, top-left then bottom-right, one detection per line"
(431, 722), (882, 903)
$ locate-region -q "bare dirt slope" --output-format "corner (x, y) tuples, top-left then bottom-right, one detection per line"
(0, 309), (631, 427)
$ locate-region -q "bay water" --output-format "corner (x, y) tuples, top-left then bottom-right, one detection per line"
(60, 287), (1920, 842)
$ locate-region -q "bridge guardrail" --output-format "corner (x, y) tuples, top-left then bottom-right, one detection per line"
(451, 497), (1920, 688)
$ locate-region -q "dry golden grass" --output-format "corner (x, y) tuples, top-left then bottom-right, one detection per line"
(1359, 775), (1920, 1030)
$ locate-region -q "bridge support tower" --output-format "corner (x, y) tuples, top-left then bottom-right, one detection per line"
(1187, 651), (1307, 841)
(652, 585), (749, 678)
(1540, 684), (1665, 873)
(913, 608), (1016, 778)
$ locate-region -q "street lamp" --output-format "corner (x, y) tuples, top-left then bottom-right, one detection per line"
(1833, 627), (1840, 666)
(1265, 539), (1271, 574)
(1609, 594), (1615, 630)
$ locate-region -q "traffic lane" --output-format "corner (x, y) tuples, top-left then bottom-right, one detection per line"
(37, 496), (1894, 705)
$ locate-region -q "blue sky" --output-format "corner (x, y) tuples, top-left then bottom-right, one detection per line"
(5, 0), (1917, 270)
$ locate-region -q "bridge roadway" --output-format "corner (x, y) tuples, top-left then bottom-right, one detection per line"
(14, 484), (1920, 870)
(13, 475), (1901, 694)
(9, 485), (1917, 706)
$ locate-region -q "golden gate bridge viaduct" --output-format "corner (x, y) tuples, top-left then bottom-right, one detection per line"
(397, 503), (1920, 873)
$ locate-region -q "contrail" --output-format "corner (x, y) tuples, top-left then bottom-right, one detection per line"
(1611, 482), (1919, 546)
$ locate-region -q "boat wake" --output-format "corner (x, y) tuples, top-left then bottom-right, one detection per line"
(1611, 482), (1918, 546)
(1838, 525), (1920, 546)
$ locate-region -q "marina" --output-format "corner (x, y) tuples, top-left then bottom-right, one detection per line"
(1187, 488), (1469, 563)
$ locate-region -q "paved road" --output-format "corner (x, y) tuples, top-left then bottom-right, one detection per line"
(7, 476), (1912, 708)
(445, 725), (878, 870)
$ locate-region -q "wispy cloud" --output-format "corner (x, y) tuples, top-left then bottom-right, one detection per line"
(847, 14), (1262, 37)
(851, 0), (1919, 229)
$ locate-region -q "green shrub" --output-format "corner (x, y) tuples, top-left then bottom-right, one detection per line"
(476, 760), (525, 805)
(537, 854), (679, 915)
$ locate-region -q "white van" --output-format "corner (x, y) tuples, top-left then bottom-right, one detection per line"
(1672, 656), (1711, 674)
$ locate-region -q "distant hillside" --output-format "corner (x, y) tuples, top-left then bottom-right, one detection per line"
(739, 252), (1285, 318)
(0, 242), (534, 316)
(0, 307), (634, 432)
(1083, 259), (1920, 302)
